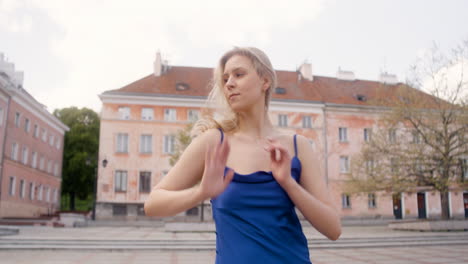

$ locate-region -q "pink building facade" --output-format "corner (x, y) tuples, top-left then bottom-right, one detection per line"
(96, 54), (468, 220)
(0, 53), (69, 218)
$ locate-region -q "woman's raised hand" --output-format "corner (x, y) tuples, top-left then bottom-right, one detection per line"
(264, 137), (294, 188)
(198, 137), (235, 200)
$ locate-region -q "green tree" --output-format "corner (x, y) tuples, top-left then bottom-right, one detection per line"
(169, 123), (194, 166)
(53, 107), (100, 211)
(346, 41), (468, 219)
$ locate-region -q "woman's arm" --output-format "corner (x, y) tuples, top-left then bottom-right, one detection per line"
(265, 135), (341, 241)
(144, 129), (234, 217)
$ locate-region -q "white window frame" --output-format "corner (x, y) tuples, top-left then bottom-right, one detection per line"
(302, 116), (312, 128)
(32, 151), (37, 168)
(116, 133), (129, 153)
(140, 134), (152, 153)
(24, 118), (30, 133)
(54, 163), (59, 176)
(364, 128), (372, 142)
(339, 127), (348, 142)
(29, 182), (35, 200)
(42, 129), (47, 142)
(118, 107), (130, 120)
(15, 112), (20, 127)
(19, 179), (25, 198)
(49, 135), (54, 146)
(22, 146), (28, 164)
(164, 109), (177, 122)
(163, 134), (176, 154)
(342, 194), (351, 209)
(56, 138), (61, 149)
(47, 160), (53, 174)
(340, 156), (350, 173)
(9, 176), (16, 196)
(187, 109), (199, 122)
(115, 170), (128, 192)
(45, 187), (50, 202)
(11, 142), (18, 161)
(141, 108), (154, 121)
(39, 156), (45, 171)
(34, 124), (39, 138)
(278, 114), (288, 127)
(38, 185), (43, 201)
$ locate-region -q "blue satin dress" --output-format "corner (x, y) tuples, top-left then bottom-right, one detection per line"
(211, 129), (311, 264)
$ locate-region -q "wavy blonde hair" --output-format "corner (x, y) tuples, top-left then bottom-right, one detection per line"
(191, 47), (277, 137)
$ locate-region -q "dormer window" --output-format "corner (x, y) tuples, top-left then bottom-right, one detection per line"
(356, 94), (367, 102)
(275, 87), (286, 94)
(176, 83), (190, 91)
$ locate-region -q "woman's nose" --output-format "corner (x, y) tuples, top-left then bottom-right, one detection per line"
(226, 77), (235, 89)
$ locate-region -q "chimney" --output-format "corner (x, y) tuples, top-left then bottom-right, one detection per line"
(153, 51), (162, 76)
(337, 67), (355, 81)
(379, 72), (398, 85)
(0, 53), (24, 87)
(298, 62), (313, 81)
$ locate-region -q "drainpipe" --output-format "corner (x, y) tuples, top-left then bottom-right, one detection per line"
(0, 86), (12, 210)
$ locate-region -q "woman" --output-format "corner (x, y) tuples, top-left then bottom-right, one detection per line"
(144, 47), (341, 263)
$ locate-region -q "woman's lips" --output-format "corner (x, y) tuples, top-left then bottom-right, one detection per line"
(229, 94), (240, 100)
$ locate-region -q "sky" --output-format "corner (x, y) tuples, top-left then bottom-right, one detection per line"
(1, 0), (467, 112)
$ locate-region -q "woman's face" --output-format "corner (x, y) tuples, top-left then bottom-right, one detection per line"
(222, 55), (269, 112)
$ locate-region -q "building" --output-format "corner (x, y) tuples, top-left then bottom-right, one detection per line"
(0, 53), (69, 218)
(96, 52), (467, 220)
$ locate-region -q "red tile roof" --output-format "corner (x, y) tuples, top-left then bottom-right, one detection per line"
(105, 66), (433, 107)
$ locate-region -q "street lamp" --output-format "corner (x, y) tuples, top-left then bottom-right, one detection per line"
(92, 158), (108, 220)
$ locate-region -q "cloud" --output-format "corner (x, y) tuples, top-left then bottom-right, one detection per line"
(5, 0), (325, 111)
(0, 0), (33, 33)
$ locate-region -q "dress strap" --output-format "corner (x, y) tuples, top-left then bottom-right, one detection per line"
(293, 134), (298, 157)
(218, 128), (224, 143)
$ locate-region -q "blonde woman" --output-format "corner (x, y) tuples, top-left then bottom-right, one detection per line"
(144, 47), (341, 263)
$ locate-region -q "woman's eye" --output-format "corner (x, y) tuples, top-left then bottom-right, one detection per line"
(236, 73), (243, 77)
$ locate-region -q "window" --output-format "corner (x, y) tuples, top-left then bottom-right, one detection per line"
(32, 152), (37, 168)
(54, 163), (59, 176)
(0, 107), (3, 125)
(38, 185), (43, 201)
(278, 114), (288, 127)
(342, 194), (351, 208)
(364, 128), (372, 142)
(15, 112), (20, 127)
(365, 159), (374, 173)
(56, 138), (61, 149)
(34, 124), (39, 138)
(340, 156), (350, 173)
(21, 146), (28, 164)
(45, 187), (50, 202)
(302, 116), (312, 128)
(141, 108), (154, 120)
(113, 205), (127, 216)
(29, 182), (35, 200)
(42, 129), (47, 142)
(140, 134), (152, 153)
(9, 176), (16, 196)
(24, 118), (30, 133)
(388, 129), (397, 143)
(39, 156), (45, 171)
(53, 189), (58, 203)
(116, 133), (129, 153)
(275, 87), (286, 94)
(47, 160), (53, 174)
(368, 193), (376, 208)
(118, 107), (130, 120)
(139, 171), (151, 193)
(115, 170), (127, 192)
(187, 110), (199, 122)
(390, 158), (398, 173)
(11, 142), (18, 161)
(49, 135), (54, 146)
(339, 127), (348, 142)
(412, 131), (421, 144)
(19, 179), (25, 198)
(163, 135), (176, 154)
(164, 109), (177, 121)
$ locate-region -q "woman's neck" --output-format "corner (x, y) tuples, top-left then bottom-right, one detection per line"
(236, 107), (274, 140)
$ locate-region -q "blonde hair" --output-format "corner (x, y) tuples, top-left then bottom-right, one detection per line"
(191, 47), (277, 137)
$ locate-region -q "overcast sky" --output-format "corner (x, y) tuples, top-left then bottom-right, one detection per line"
(1, 0), (467, 112)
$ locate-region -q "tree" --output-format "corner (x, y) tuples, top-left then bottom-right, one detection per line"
(53, 107), (100, 211)
(346, 40), (468, 220)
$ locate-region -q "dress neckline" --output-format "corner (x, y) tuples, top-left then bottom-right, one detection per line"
(225, 155), (301, 177)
